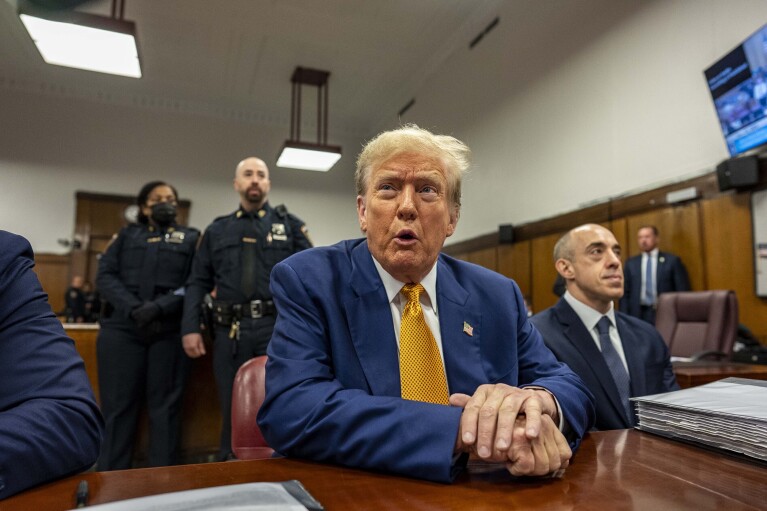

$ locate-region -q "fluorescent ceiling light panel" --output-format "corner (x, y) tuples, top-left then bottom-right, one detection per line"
(276, 145), (342, 172)
(20, 13), (141, 78)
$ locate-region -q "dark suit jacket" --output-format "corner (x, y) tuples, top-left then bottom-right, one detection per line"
(620, 251), (690, 317)
(258, 239), (595, 482)
(531, 298), (679, 430)
(0, 231), (103, 499)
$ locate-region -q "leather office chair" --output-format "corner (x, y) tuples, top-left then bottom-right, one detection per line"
(654, 290), (738, 360)
(231, 355), (274, 460)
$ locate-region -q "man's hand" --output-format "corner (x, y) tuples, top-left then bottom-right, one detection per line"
(450, 384), (558, 460)
(182, 333), (206, 358)
(506, 414), (571, 477)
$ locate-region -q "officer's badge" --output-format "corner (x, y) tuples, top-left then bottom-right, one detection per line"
(271, 223), (288, 241)
(166, 231), (186, 244)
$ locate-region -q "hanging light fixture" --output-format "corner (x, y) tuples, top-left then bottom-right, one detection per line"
(276, 67), (342, 172)
(18, 0), (142, 79)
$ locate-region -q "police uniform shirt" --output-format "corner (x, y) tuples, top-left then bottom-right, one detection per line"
(98, 223), (199, 321)
(181, 202), (312, 335)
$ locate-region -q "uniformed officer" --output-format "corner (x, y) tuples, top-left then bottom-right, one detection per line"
(96, 181), (199, 470)
(182, 156), (312, 460)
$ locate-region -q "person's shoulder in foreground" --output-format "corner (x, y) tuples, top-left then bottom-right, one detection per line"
(258, 124), (594, 483)
(0, 230), (103, 499)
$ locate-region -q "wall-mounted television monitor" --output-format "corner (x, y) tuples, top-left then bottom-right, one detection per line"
(704, 23), (767, 157)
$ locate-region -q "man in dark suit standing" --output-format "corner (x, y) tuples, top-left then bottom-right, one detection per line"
(531, 224), (678, 430)
(620, 225), (690, 324)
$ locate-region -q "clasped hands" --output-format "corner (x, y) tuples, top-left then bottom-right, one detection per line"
(450, 384), (571, 477)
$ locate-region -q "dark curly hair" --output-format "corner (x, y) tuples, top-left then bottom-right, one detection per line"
(136, 181), (179, 224)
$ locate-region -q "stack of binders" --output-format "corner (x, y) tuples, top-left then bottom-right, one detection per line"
(632, 377), (767, 464)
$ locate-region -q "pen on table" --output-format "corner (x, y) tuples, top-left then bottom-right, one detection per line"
(76, 479), (89, 508)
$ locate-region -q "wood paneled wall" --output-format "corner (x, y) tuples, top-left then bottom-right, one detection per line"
(33, 253), (70, 314)
(445, 171), (767, 342)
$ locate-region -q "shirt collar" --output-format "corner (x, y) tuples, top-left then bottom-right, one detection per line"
(643, 248), (659, 259)
(371, 256), (438, 313)
(237, 201), (270, 217)
(563, 290), (616, 331)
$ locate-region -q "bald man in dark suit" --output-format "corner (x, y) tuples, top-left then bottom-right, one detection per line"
(532, 224), (679, 430)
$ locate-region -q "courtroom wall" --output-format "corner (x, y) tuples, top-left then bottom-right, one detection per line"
(4, 0), (767, 259)
(446, 176), (767, 343)
(0, 88), (362, 253)
(394, 0), (767, 245)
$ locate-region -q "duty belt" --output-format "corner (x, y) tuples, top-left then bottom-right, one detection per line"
(212, 299), (276, 325)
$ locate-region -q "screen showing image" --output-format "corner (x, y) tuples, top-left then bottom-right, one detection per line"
(705, 23), (767, 156)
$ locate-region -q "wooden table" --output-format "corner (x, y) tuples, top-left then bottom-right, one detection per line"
(5, 430), (765, 510)
(672, 360), (767, 388)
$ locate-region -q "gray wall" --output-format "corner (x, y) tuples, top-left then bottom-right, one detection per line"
(2, 0), (767, 251)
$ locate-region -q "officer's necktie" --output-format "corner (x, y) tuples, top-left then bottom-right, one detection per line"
(138, 235), (160, 300)
(643, 254), (655, 306)
(399, 283), (449, 405)
(596, 316), (633, 423)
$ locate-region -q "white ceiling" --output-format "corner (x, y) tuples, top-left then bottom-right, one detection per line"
(0, 0), (505, 138)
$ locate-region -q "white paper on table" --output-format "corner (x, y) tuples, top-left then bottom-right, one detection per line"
(66, 482), (311, 511)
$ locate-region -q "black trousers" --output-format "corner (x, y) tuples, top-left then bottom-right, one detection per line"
(96, 320), (190, 470)
(212, 315), (275, 459)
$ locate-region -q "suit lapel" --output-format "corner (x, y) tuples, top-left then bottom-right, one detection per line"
(656, 251), (670, 291)
(553, 300), (629, 423)
(434, 259), (484, 394)
(344, 241), (401, 397)
(616, 314), (647, 397)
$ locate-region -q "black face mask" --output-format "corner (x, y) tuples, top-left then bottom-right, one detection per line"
(150, 202), (177, 226)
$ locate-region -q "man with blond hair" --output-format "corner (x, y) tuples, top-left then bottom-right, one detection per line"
(258, 126), (594, 482)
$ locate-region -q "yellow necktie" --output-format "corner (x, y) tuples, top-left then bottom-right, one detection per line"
(399, 283), (449, 405)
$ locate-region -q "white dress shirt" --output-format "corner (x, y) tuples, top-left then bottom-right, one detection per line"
(563, 291), (629, 372)
(371, 257), (446, 367)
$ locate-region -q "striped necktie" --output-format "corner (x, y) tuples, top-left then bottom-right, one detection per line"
(399, 283), (449, 405)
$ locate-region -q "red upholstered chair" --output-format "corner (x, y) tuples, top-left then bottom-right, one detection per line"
(654, 290), (739, 360)
(231, 355), (274, 460)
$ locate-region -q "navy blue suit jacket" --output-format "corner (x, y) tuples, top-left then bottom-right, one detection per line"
(0, 231), (103, 499)
(258, 239), (595, 482)
(620, 251), (690, 317)
(531, 298), (679, 430)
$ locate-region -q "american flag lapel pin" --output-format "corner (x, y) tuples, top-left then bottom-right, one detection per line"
(463, 321), (474, 336)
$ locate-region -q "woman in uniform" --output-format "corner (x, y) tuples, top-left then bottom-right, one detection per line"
(96, 181), (199, 470)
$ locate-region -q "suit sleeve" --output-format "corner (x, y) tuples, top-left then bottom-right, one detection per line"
(671, 256), (691, 292)
(652, 328), (681, 391)
(0, 235), (103, 499)
(511, 285), (595, 448)
(258, 262), (463, 483)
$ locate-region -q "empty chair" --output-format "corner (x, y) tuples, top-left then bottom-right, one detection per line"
(230, 356), (273, 460)
(654, 290), (738, 360)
